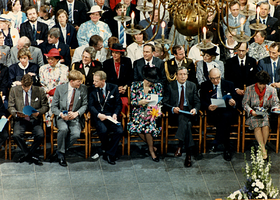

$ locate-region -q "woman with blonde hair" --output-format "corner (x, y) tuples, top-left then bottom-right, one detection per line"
(0, 14), (19, 47)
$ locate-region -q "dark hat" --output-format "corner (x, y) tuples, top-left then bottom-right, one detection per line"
(109, 43), (125, 52)
(44, 48), (63, 59)
(201, 46), (219, 56)
(143, 66), (159, 83)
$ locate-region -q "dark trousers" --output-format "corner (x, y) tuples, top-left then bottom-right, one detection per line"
(94, 119), (123, 157)
(207, 108), (235, 150)
(13, 118), (44, 156)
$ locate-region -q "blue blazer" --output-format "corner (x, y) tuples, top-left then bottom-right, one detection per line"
(258, 56), (280, 83)
(139, 18), (168, 40)
(52, 23), (78, 49)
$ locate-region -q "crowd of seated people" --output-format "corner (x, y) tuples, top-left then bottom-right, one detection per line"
(0, 0), (280, 168)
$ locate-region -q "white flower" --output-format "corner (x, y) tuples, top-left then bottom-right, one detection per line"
(252, 182), (256, 187)
(256, 181), (264, 189)
(254, 187), (259, 192)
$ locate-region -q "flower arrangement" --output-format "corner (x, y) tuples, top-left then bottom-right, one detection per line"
(145, 105), (161, 122)
(227, 146), (279, 200)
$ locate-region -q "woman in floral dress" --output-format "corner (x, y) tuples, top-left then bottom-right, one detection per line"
(39, 48), (68, 126)
(128, 67), (162, 162)
(243, 71), (280, 160)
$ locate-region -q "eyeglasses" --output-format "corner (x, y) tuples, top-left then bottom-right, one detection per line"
(210, 76), (221, 81)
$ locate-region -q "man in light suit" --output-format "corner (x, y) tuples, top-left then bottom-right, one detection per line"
(39, 28), (71, 67)
(139, 8), (168, 41)
(20, 6), (48, 46)
(88, 70), (123, 165)
(200, 68), (238, 161)
(163, 67), (200, 167)
(7, 36), (44, 67)
(51, 70), (88, 167)
(258, 42), (280, 85)
(165, 45), (197, 84)
(225, 42), (258, 109)
(133, 43), (166, 85)
(222, 0), (250, 37)
(8, 74), (49, 165)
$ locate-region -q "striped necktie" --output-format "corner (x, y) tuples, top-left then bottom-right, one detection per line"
(69, 3), (73, 23)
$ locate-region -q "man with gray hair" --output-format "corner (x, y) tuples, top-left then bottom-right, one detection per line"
(39, 27), (71, 67)
(7, 36), (44, 67)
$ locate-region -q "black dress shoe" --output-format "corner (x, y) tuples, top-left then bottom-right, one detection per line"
(30, 156), (43, 166)
(103, 154), (116, 165)
(184, 155), (192, 167)
(58, 156), (67, 167)
(18, 154), (29, 163)
(49, 153), (58, 163)
(152, 156), (159, 162)
(223, 150), (232, 161)
(210, 145), (217, 152)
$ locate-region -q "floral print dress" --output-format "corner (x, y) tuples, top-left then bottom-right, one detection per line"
(128, 81), (162, 137)
(39, 63), (69, 126)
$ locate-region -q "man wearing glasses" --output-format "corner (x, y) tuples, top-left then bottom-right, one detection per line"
(200, 68), (238, 161)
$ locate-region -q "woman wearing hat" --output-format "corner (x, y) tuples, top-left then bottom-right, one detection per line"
(9, 47), (40, 86)
(77, 5), (112, 47)
(52, 9), (78, 49)
(0, 14), (19, 47)
(128, 66), (163, 162)
(6, 0), (27, 31)
(103, 43), (133, 114)
(196, 46), (224, 85)
(71, 46), (102, 87)
(39, 48), (68, 126)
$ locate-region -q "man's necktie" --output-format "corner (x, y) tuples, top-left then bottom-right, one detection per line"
(32, 24), (36, 42)
(234, 17), (237, 24)
(152, 25), (156, 35)
(68, 89), (75, 111)
(69, 3), (73, 23)
(119, 24), (124, 44)
(25, 92), (30, 121)
(263, 19), (266, 24)
(241, 60), (244, 67)
(147, 62), (150, 67)
(213, 85), (218, 99)
(100, 88), (105, 101)
(273, 62), (277, 81)
(179, 85), (184, 110)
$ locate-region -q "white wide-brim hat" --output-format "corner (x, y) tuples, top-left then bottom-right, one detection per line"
(87, 5), (104, 14)
(0, 14), (11, 22)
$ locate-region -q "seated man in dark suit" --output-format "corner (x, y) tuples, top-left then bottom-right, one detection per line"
(139, 8), (168, 41)
(133, 43), (166, 85)
(163, 67), (200, 167)
(88, 70), (123, 165)
(51, 70), (88, 167)
(258, 42), (280, 86)
(250, 2), (279, 42)
(54, 0), (87, 30)
(20, 6), (48, 47)
(8, 74), (49, 165)
(225, 42), (258, 108)
(165, 45), (197, 84)
(39, 28), (71, 67)
(200, 68), (238, 161)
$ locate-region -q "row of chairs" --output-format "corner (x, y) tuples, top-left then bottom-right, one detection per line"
(4, 89), (280, 161)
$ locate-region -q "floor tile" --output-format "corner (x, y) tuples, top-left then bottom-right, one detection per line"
(2, 174), (36, 189)
(36, 172), (71, 188)
(70, 171), (105, 186)
(135, 169), (170, 183)
(73, 185), (108, 200)
(103, 169), (137, 185)
(106, 183), (142, 200)
(0, 162), (35, 175)
(3, 188), (39, 200)
(139, 182), (176, 200)
(38, 187), (74, 200)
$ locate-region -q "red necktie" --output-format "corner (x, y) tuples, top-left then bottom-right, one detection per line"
(152, 25), (156, 35)
(179, 85), (184, 110)
(69, 89), (75, 111)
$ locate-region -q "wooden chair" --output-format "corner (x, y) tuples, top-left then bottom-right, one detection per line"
(3, 9), (9, 14)
(87, 112), (125, 157)
(241, 111), (280, 153)
(127, 87), (164, 156)
(50, 113), (89, 159)
(203, 110), (242, 153)
(165, 110), (203, 154)
(7, 114), (47, 160)
(70, 48), (75, 62)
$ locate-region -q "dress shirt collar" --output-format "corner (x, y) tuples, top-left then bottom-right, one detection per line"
(260, 16), (268, 23)
(145, 57), (153, 66)
(67, 1), (75, 7)
(177, 81), (186, 89)
(68, 82), (75, 91)
(18, 62), (29, 71)
(175, 58), (183, 67)
(271, 57), (279, 65)
(100, 83), (106, 95)
(238, 55), (246, 65)
(29, 21), (37, 29)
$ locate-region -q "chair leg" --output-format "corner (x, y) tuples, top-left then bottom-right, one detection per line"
(165, 118), (168, 154)
(122, 136), (125, 156)
(4, 140), (7, 160)
(127, 133), (131, 156)
(85, 125), (88, 159)
(203, 116), (207, 153)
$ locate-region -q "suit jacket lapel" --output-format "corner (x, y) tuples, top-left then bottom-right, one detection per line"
(62, 84), (68, 109)
(185, 81), (190, 106)
(72, 87), (80, 111)
(173, 81), (179, 106)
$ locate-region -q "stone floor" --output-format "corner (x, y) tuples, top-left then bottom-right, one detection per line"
(0, 142), (279, 200)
